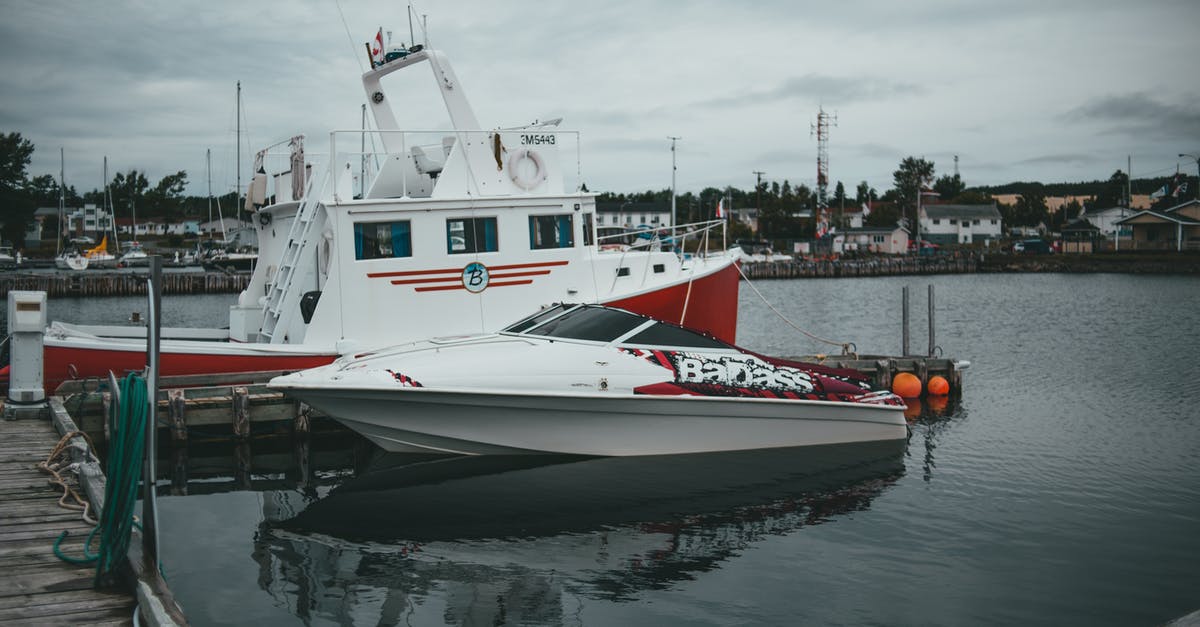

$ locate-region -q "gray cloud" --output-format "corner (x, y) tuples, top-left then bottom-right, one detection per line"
(1063, 93), (1200, 140)
(697, 74), (924, 110)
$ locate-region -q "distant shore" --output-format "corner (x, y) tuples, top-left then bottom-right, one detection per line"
(740, 252), (1200, 280)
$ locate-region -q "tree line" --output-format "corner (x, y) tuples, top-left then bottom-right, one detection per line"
(5, 129), (1193, 249)
(0, 131), (239, 247)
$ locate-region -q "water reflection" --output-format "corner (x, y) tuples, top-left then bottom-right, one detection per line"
(903, 396), (966, 482)
(251, 441), (906, 624)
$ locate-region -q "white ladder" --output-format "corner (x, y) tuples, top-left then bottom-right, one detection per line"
(259, 169), (330, 343)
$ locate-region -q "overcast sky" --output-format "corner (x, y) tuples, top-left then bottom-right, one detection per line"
(2, 0), (1198, 202)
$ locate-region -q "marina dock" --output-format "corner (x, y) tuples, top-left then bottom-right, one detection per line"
(0, 271), (250, 298)
(0, 414), (136, 625)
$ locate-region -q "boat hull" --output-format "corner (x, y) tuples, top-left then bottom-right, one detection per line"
(280, 386), (908, 456)
(38, 339), (336, 393)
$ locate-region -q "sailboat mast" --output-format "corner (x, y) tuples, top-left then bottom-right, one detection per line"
(207, 148), (213, 228)
(236, 80), (241, 229)
(105, 156), (119, 250)
(57, 147), (64, 255)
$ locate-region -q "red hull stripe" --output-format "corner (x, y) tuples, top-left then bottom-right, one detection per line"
(368, 267), (459, 279)
(390, 269), (551, 286)
(413, 279), (535, 292)
(390, 276), (461, 286)
(368, 260), (568, 280)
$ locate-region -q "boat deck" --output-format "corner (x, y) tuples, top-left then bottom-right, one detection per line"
(0, 416), (136, 625)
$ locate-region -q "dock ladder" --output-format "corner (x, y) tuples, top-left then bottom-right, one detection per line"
(258, 168), (331, 343)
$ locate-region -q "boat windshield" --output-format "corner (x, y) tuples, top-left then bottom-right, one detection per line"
(521, 306), (646, 342)
(503, 304), (575, 334)
(621, 321), (730, 349)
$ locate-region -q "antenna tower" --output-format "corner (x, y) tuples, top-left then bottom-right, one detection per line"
(811, 107), (837, 236)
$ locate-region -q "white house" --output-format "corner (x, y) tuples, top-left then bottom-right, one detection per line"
(842, 225), (909, 254)
(595, 202), (671, 229)
(1081, 206), (1133, 240)
(920, 204), (1003, 246)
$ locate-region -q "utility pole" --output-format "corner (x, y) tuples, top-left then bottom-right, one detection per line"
(753, 170), (765, 238)
(1180, 153), (1200, 201)
(668, 136), (680, 228)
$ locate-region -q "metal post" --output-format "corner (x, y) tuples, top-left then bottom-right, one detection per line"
(668, 136), (680, 228)
(927, 284), (936, 357)
(902, 285), (910, 356)
(143, 255), (162, 570)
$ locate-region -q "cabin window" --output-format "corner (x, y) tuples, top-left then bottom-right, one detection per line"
(353, 220), (412, 260)
(616, 267), (631, 277)
(949, 219), (957, 225)
(447, 217), (498, 254)
(973, 219), (981, 225)
(932, 219), (941, 225)
(872, 235), (885, 244)
(528, 214), (574, 250)
(582, 213), (594, 246)
(653, 263), (665, 273)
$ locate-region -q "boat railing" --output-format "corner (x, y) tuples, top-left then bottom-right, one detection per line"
(597, 218), (729, 258)
(327, 128), (584, 200)
(250, 135), (331, 209)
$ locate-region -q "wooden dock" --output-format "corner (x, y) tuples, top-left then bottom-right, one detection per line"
(0, 416), (136, 625)
(740, 256), (980, 280)
(0, 271), (250, 298)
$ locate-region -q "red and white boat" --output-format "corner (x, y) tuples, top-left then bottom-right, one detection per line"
(25, 42), (740, 393)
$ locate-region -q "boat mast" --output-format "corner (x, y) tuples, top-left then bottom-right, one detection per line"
(206, 148), (213, 228)
(236, 80), (241, 231)
(104, 156), (119, 250)
(57, 147), (64, 255)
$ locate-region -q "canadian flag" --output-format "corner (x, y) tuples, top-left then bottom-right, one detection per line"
(370, 28), (385, 67)
(716, 198), (727, 219)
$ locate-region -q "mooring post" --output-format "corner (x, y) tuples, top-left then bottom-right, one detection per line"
(294, 401), (311, 436)
(901, 286), (910, 356)
(168, 389), (187, 444)
(876, 358), (894, 391)
(233, 441), (252, 490)
(928, 284), (937, 358)
(232, 387), (250, 438)
(170, 446), (188, 497)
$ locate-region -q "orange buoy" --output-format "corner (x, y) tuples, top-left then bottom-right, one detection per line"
(892, 372), (922, 398)
(927, 375), (950, 396)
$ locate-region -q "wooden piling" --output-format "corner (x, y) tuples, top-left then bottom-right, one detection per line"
(168, 389), (187, 444)
(232, 387), (250, 439)
(0, 271), (251, 299)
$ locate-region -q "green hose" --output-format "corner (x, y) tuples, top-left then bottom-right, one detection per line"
(51, 373), (148, 587)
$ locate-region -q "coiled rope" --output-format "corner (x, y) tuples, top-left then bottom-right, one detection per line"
(52, 373), (148, 588)
(734, 261), (857, 356)
(38, 431), (99, 525)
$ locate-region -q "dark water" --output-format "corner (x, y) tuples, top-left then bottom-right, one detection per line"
(43, 274), (1200, 626)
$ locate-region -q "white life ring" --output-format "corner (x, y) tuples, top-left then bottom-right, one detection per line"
(507, 147), (547, 190)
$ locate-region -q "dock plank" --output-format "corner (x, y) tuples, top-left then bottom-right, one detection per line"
(0, 416), (137, 625)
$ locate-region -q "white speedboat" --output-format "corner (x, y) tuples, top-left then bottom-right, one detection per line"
(22, 36), (739, 394)
(118, 242), (149, 267)
(270, 304), (907, 456)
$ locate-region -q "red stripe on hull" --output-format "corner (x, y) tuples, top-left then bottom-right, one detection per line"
(39, 345), (336, 396)
(603, 262), (740, 344)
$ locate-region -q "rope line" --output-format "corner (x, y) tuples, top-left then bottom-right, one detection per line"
(734, 261), (856, 355)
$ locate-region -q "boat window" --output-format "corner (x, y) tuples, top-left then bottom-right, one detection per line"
(528, 214), (574, 250)
(354, 221), (412, 260)
(447, 217), (499, 254)
(523, 306), (645, 342)
(503, 304), (575, 334)
(582, 212), (594, 246)
(623, 322), (730, 349)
